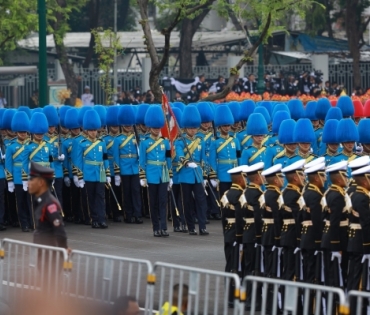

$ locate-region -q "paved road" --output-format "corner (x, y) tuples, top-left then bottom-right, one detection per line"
(2, 217), (225, 271)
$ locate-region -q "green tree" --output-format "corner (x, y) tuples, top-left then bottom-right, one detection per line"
(137, 0), (215, 102)
(91, 28), (123, 105)
(0, 0), (38, 63)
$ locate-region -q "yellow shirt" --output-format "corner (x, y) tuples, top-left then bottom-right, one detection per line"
(156, 302), (184, 315)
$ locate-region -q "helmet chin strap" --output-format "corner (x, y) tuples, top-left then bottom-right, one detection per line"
(339, 171), (349, 188)
(317, 172), (326, 188)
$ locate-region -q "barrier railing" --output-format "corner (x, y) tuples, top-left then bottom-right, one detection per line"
(65, 250), (154, 311)
(241, 275), (349, 315)
(150, 262), (240, 315)
(348, 290), (370, 315)
(0, 238), (69, 303)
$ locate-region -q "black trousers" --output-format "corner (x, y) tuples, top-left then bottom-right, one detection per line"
(85, 181), (105, 223)
(180, 183), (207, 230)
(302, 249), (316, 283)
(148, 183), (168, 231)
(169, 184), (184, 228)
(5, 186), (17, 225)
(323, 250), (348, 288)
(62, 180), (72, 218)
(70, 182), (83, 221)
(121, 174), (141, 219)
(141, 186), (150, 217)
(81, 185), (90, 222)
(206, 185), (219, 215)
(15, 184), (32, 228)
(219, 182), (232, 200)
(348, 253), (366, 315)
(0, 179), (5, 224)
(105, 184), (111, 217)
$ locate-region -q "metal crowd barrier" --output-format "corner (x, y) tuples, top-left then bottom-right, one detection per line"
(150, 262), (240, 315)
(348, 290), (370, 315)
(0, 238), (70, 304)
(241, 275), (349, 315)
(65, 249), (154, 311)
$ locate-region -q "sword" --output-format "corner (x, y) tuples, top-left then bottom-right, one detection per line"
(51, 182), (65, 217)
(169, 187), (180, 216)
(106, 182), (122, 211)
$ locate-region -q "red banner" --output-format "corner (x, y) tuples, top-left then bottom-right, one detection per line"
(160, 93), (178, 156)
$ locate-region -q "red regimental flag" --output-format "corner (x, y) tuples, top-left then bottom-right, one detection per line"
(160, 93), (178, 156)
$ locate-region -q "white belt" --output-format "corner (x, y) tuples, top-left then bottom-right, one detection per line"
(226, 218), (235, 224)
(263, 218), (274, 224)
(243, 218), (254, 224)
(301, 220), (312, 226)
(325, 219), (349, 227)
(283, 219), (295, 225)
(349, 223), (361, 230)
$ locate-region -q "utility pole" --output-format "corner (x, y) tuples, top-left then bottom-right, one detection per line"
(38, 0), (48, 107)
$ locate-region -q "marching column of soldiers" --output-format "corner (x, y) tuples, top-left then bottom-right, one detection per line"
(0, 95), (369, 310)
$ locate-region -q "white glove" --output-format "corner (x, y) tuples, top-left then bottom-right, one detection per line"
(8, 181), (14, 193)
(140, 179), (148, 187)
(73, 175), (79, 187)
(361, 254), (370, 264)
(22, 181), (28, 191)
(78, 179), (85, 188)
(64, 176), (71, 187)
(58, 154), (65, 161)
(187, 162), (198, 168)
(294, 247), (301, 254)
(203, 179), (208, 187)
(210, 179), (218, 188)
(114, 175), (121, 186)
(356, 144), (363, 154)
(1, 154), (5, 160)
(106, 177), (111, 184)
(331, 251), (342, 262)
(169, 178), (173, 189)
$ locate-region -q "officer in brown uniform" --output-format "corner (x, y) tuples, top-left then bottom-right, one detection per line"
(28, 161), (67, 249)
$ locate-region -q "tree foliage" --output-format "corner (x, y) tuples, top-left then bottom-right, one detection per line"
(0, 0), (38, 63)
(91, 28), (123, 105)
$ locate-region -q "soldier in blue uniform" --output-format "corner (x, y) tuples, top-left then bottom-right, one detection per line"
(176, 106), (209, 236)
(264, 111), (290, 168)
(273, 119), (302, 168)
(102, 105), (122, 222)
(196, 102), (220, 220)
(318, 107), (343, 156)
(294, 118), (317, 163)
(139, 105), (172, 237)
(240, 113), (268, 166)
(63, 108), (85, 224)
(358, 118), (370, 156)
(58, 106), (72, 221)
(136, 104), (151, 218)
(228, 102), (242, 137)
(43, 105), (64, 208)
(22, 113), (52, 200)
(2, 109), (18, 227)
(209, 105), (241, 199)
(236, 101), (255, 151)
(321, 119), (341, 166)
(114, 106), (143, 224)
(5, 111), (32, 232)
(305, 101), (322, 155)
(330, 118), (359, 165)
(0, 110), (6, 231)
(170, 107), (186, 232)
(75, 110), (111, 229)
